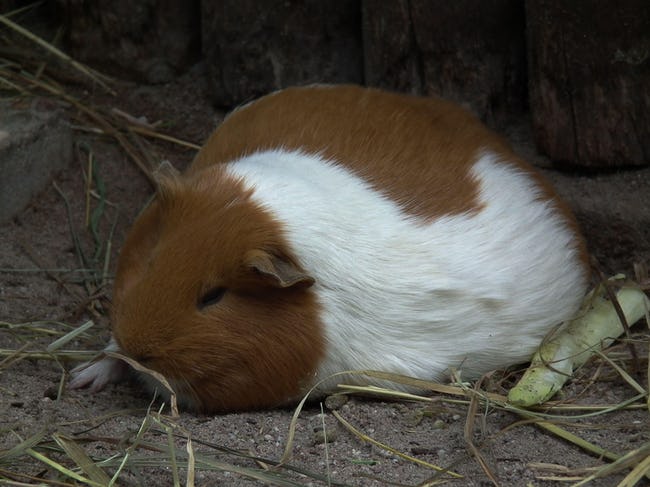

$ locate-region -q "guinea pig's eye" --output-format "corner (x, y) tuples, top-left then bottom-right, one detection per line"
(197, 287), (226, 310)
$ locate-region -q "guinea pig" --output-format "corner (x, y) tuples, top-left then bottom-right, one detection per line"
(69, 84), (589, 413)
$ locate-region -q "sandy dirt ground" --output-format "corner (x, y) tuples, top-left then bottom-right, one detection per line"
(1, 67), (649, 486)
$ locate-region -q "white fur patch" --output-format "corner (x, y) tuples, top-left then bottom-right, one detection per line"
(226, 150), (587, 391)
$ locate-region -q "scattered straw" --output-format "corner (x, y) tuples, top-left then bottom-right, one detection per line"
(0, 67), (195, 184)
(570, 441), (650, 486)
(331, 409), (462, 479)
(0, 12), (115, 94)
(52, 433), (111, 486)
(616, 447), (650, 487)
(463, 378), (498, 484)
(26, 447), (103, 486)
(333, 366), (647, 478)
(0, 429), (47, 465)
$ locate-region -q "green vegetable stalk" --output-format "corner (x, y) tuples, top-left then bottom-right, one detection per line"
(508, 286), (649, 407)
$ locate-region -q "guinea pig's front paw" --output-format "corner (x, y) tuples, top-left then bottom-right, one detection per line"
(68, 356), (129, 392)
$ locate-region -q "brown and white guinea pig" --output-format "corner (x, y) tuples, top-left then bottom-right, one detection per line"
(69, 84), (589, 413)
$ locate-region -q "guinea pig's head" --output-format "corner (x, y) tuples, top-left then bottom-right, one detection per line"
(110, 165), (324, 413)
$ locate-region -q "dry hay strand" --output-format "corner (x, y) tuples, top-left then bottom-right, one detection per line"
(1, 406), (358, 486)
(0, 11), (113, 95)
(325, 347), (648, 485)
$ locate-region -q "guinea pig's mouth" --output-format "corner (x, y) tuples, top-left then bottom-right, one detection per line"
(131, 361), (203, 411)
(116, 350), (234, 412)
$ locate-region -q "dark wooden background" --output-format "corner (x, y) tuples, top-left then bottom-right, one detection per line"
(31, 0), (650, 168)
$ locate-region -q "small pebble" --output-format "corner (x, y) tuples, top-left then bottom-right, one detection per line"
(324, 394), (348, 410)
(312, 427), (339, 444)
(432, 418), (447, 429)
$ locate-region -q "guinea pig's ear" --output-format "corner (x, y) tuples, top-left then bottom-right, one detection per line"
(152, 160), (181, 203)
(154, 160), (180, 180)
(244, 249), (315, 289)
